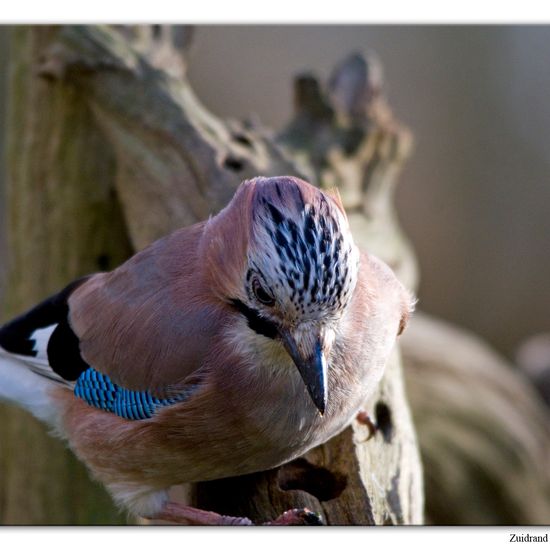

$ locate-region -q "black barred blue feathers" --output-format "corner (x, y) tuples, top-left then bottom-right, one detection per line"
(74, 368), (197, 420)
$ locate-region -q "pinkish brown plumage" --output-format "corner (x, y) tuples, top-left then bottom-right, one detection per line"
(0, 176), (413, 524)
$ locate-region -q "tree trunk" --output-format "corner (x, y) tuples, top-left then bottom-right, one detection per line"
(1, 24), (424, 524)
(0, 26), (131, 524)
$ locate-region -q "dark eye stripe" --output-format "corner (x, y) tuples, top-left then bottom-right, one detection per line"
(230, 299), (278, 339)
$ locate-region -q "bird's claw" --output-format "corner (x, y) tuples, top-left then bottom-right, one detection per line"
(356, 410), (378, 441)
(220, 514), (254, 526)
(264, 508), (324, 526)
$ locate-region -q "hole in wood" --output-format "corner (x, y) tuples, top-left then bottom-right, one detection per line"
(96, 254), (111, 271)
(375, 401), (393, 443)
(223, 156), (245, 171)
(277, 457), (347, 501)
(232, 133), (253, 147)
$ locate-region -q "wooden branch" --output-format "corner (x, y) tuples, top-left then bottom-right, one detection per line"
(35, 25), (424, 525)
(114, 25), (194, 78)
(278, 52), (418, 291)
(38, 25), (307, 250)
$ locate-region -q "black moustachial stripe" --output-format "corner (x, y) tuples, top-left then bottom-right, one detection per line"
(230, 299), (278, 339)
(0, 275), (92, 381)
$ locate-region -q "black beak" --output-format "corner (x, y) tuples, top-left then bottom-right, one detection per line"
(280, 330), (328, 415)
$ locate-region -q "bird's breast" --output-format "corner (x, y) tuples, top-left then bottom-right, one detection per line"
(218, 331), (364, 466)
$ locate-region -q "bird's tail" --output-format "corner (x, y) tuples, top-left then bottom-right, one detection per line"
(0, 346), (69, 425)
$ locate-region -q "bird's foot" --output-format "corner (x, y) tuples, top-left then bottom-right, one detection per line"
(148, 502), (324, 526)
(146, 501), (253, 525)
(356, 409), (378, 441)
(264, 508), (324, 526)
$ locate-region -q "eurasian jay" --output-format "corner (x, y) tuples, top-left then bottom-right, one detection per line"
(0, 176), (413, 525)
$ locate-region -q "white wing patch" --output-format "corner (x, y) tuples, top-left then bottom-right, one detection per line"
(0, 323), (72, 388)
(31, 324), (57, 361)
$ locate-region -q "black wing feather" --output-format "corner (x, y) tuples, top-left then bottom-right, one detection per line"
(0, 276), (92, 381)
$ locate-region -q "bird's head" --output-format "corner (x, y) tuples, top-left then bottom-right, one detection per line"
(206, 176), (360, 415)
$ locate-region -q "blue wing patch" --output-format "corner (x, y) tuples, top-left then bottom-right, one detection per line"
(74, 368), (196, 420)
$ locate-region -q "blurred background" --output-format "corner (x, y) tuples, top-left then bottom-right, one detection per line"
(2, 26), (549, 360)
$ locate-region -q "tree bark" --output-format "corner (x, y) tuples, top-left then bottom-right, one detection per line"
(2, 24), (424, 524)
(1, 26), (131, 524)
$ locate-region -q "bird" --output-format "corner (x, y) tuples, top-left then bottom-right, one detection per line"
(0, 175), (414, 525)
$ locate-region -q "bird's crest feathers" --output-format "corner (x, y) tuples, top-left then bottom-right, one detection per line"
(243, 177), (360, 323)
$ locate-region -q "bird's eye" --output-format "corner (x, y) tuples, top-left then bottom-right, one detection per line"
(252, 278), (275, 306)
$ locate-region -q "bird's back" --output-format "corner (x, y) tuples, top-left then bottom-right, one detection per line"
(68, 221), (227, 397)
